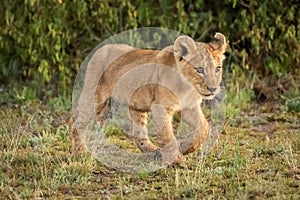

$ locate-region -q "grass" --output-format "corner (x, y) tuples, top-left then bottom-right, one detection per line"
(0, 86), (299, 199)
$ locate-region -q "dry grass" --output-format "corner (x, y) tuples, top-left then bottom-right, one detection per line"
(0, 92), (299, 199)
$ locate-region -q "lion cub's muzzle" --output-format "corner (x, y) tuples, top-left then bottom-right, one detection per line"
(201, 86), (220, 99)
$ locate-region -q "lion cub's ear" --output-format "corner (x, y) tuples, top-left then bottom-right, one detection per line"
(208, 32), (227, 54)
(174, 36), (197, 61)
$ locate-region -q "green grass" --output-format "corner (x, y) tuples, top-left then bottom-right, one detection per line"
(0, 87), (299, 199)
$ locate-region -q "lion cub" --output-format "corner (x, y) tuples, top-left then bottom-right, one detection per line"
(71, 33), (227, 164)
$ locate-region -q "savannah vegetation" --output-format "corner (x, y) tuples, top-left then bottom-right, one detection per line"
(0, 0), (299, 199)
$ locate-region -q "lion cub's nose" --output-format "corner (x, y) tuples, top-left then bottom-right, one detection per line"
(207, 87), (217, 92)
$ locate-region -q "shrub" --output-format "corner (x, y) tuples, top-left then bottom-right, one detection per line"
(0, 0), (299, 97)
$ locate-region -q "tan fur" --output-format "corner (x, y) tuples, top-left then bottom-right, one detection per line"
(71, 33), (227, 164)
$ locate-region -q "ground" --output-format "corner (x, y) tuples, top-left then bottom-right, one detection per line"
(0, 89), (299, 199)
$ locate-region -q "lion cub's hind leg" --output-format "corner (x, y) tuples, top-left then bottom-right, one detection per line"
(129, 109), (159, 152)
(69, 117), (87, 152)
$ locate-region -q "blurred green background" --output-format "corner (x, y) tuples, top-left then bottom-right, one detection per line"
(0, 0), (299, 108)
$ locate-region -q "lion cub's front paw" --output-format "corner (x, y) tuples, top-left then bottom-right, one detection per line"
(151, 139), (185, 165)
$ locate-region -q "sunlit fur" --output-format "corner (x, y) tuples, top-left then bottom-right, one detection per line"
(71, 33), (227, 164)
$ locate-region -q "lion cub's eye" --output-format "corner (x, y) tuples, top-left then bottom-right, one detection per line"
(216, 66), (222, 73)
(195, 67), (205, 75)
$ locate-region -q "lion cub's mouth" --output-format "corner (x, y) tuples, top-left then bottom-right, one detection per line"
(198, 89), (218, 99)
(202, 92), (215, 98)
(201, 92), (217, 100)
(197, 88), (212, 96)
(196, 85), (219, 99)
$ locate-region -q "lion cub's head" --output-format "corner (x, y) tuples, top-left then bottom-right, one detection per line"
(174, 33), (227, 99)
